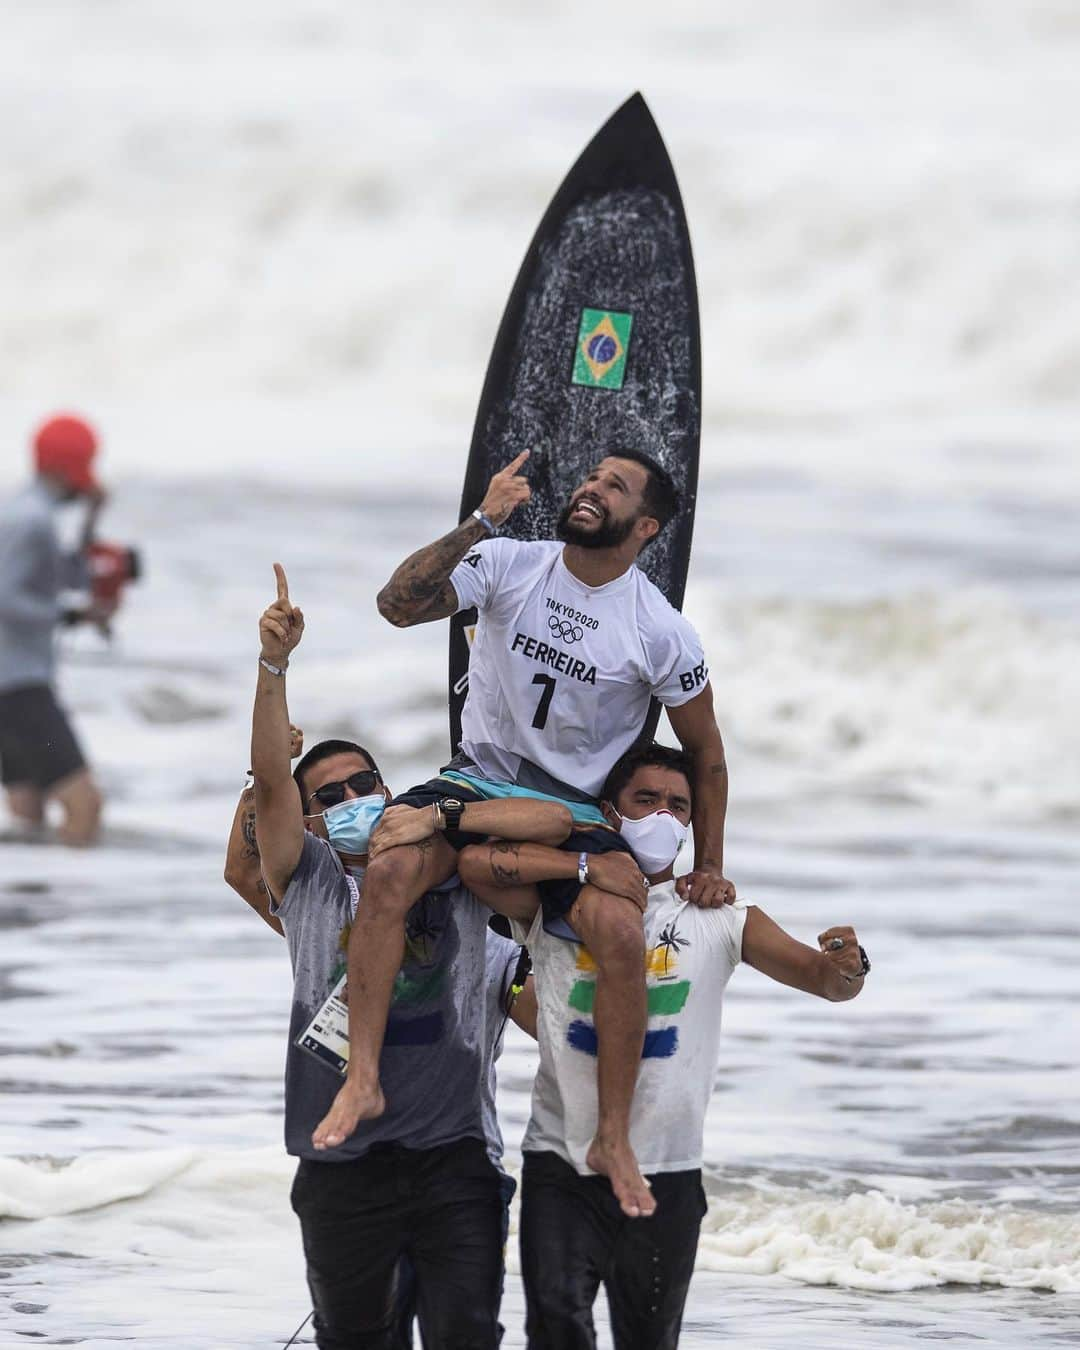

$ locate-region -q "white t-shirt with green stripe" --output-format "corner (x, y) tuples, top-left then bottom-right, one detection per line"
(521, 879), (747, 1175)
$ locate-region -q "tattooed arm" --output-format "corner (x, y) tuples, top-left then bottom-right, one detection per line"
(376, 449), (532, 627)
(457, 840), (649, 922)
(457, 841), (543, 923)
(376, 518), (491, 627)
(224, 785), (285, 936)
(667, 681), (735, 908)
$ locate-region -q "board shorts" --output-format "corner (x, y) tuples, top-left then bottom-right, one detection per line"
(390, 776), (491, 852)
(0, 684), (87, 791)
(535, 826), (635, 942)
(395, 769), (634, 939)
(392, 768), (610, 853)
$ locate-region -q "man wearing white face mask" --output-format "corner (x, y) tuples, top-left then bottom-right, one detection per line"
(459, 742), (869, 1350)
(247, 564), (571, 1350)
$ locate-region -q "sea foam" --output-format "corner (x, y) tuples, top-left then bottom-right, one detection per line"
(697, 1187), (1080, 1294)
(3, 1150), (1075, 1296)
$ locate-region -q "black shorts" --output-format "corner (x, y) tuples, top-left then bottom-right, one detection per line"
(391, 777), (489, 852)
(538, 827), (635, 940)
(0, 684), (87, 791)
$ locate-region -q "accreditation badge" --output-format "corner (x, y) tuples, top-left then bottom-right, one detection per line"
(296, 973), (350, 1076)
(296, 873), (360, 1076)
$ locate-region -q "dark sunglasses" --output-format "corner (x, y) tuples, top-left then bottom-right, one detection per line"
(306, 770), (381, 810)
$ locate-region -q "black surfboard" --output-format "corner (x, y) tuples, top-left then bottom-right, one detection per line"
(449, 92), (701, 751)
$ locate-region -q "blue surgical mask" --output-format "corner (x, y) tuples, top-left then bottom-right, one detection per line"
(315, 794), (386, 855)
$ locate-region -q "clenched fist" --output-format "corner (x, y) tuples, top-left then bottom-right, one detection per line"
(818, 926), (867, 983)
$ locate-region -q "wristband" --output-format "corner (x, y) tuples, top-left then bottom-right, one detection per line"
(259, 657), (287, 677)
(577, 851), (589, 886)
(471, 507), (496, 535)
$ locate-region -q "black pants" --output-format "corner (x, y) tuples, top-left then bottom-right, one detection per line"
(291, 1137), (505, 1350)
(520, 1151), (706, 1350)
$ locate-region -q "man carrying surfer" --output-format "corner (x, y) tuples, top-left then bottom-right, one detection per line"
(314, 448), (735, 1219)
(459, 740), (869, 1349)
(242, 562), (570, 1349)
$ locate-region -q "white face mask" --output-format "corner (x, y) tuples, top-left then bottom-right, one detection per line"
(617, 808), (689, 876)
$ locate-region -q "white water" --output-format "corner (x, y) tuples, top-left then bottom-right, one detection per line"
(2, 1), (1079, 1346)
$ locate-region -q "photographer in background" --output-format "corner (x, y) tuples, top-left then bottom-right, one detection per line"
(0, 413), (109, 845)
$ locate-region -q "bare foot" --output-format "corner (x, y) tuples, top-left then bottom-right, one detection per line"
(311, 1077), (385, 1150)
(586, 1135), (656, 1218)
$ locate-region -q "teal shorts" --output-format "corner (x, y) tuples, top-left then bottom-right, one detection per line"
(439, 770), (609, 830)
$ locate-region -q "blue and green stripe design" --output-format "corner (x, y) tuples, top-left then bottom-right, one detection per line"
(385, 963), (447, 1047)
(566, 938), (689, 1060)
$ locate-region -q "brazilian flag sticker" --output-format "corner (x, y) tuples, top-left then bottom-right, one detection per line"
(572, 308), (633, 390)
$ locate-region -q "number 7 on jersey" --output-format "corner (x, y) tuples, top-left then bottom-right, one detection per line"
(531, 674), (556, 730)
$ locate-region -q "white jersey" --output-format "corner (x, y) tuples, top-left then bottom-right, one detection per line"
(450, 539), (708, 798)
(521, 880), (747, 1174)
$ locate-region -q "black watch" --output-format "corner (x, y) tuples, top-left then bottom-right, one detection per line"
(440, 798), (465, 832)
(844, 945), (871, 983)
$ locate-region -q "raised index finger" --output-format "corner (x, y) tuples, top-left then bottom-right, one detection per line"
(273, 562), (289, 603)
(499, 448), (531, 478)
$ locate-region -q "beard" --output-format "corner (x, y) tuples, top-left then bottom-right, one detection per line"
(556, 499), (636, 549)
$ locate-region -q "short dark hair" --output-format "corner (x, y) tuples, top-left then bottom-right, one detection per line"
(600, 742), (694, 808)
(606, 449), (680, 541)
(293, 739), (381, 801)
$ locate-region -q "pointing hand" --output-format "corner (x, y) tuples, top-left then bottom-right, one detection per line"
(259, 562), (305, 667)
(479, 449), (532, 527)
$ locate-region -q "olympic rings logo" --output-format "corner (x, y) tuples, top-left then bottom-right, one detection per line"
(549, 615), (584, 643)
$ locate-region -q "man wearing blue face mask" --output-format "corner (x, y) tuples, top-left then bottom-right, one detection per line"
(458, 742), (870, 1350)
(247, 564), (571, 1350)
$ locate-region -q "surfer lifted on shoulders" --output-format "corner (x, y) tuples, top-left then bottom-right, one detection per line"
(314, 448), (735, 1220)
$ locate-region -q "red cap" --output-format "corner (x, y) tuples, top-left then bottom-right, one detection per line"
(33, 414), (100, 493)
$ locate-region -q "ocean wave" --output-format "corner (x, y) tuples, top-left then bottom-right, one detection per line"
(697, 1186), (1080, 1294)
(3, 0), (1080, 433)
(696, 590), (1080, 822)
(3, 1148), (1077, 1303)
(0, 1148), (198, 1220)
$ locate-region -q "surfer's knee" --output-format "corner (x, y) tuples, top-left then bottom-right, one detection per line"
(572, 888), (644, 971)
(362, 846), (432, 914)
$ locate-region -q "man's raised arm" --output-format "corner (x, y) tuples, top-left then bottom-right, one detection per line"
(223, 785), (283, 934)
(251, 564), (307, 900)
(376, 449), (531, 627)
(224, 722), (304, 936)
